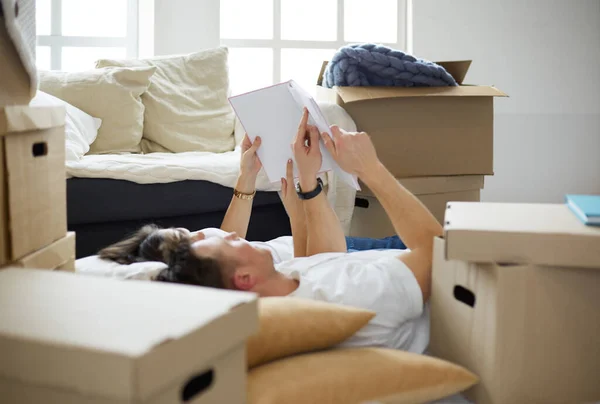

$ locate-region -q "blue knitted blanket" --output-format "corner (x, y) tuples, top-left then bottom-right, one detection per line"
(323, 44), (457, 88)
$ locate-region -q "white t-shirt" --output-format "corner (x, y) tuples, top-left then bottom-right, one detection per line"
(276, 250), (430, 354)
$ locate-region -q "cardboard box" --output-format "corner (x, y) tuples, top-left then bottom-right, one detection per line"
(0, 106), (67, 265)
(316, 61), (507, 178)
(10, 232), (75, 271)
(0, 0), (37, 107)
(56, 257), (76, 272)
(0, 268), (259, 403)
(350, 175), (483, 237)
(430, 202), (600, 404)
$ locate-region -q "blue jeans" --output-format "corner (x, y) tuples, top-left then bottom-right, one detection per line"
(345, 235), (406, 252)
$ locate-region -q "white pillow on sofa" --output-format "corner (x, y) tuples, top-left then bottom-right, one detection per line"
(39, 66), (156, 154)
(30, 90), (102, 161)
(96, 47), (235, 153)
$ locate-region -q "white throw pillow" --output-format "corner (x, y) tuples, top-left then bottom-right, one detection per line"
(30, 90), (102, 161)
(39, 66), (156, 154)
(96, 47), (235, 153)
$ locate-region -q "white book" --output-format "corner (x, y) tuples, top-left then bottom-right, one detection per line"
(229, 80), (360, 190)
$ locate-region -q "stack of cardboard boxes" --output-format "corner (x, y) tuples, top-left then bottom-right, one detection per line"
(431, 202), (600, 404)
(317, 60), (600, 403)
(316, 61), (507, 236)
(0, 104), (74, 271)
(1, 8), (74, 272)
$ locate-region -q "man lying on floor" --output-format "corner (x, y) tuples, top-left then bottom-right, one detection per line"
(153, 108), (443, 354)
(98, 129), (406, 267)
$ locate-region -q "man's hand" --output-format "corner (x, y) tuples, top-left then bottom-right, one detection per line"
(292, 108), (322, 191)
(321, 126), (380, 178)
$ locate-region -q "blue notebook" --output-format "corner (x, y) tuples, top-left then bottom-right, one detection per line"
(565, 194), (600, 226)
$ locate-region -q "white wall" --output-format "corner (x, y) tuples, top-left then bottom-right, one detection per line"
(153, 0), (220, 56)
(413, 0), (600, 202)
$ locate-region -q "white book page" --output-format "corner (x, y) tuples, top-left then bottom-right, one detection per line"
(229, 80), (359, 190)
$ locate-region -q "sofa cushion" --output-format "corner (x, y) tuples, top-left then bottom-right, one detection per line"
(39, 66), (155, 154)
(96, 47), (236, 153)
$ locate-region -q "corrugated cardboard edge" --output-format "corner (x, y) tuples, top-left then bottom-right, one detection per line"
(13, 232), (75, 270)
(0, 139), (7, 264)
(0, 106), (66, 135)
(359, 176), (484, 198)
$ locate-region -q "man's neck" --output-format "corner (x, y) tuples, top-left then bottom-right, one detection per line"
(258, 273), (299, 297)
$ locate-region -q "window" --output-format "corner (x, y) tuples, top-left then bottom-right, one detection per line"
(220, 0), (408, 95)
(35, 0), (140, 71)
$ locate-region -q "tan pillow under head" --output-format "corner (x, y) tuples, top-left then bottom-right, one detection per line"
(96, 47), (236, 153)
(246, 297), (375, 368)
(248, 348), (479, 404)
(39, 67), (156, 154)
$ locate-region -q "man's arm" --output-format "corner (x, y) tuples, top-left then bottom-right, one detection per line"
(301, 179), (347, 256)
(281, 159), (308, 257)
(361, 163), (442, 300)
(293, 109), (347, 255)
(322, 128), (442, 301)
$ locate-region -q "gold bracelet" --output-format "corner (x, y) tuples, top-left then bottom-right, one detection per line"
(234, 188), (256, 200)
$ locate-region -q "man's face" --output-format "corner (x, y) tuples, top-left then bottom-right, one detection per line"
(190, 232), (274, 290)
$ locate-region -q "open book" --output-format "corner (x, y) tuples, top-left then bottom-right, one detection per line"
(229, 80), (359, 190)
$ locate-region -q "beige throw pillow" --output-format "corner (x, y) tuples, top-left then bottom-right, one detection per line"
(96, 47), (236, 153)
(248, 348), (479, 404)
(39, 67), (155, 154)
(247, 297), (375, 368)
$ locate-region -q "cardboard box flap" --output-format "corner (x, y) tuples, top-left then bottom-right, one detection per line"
(0, 269), (258, 401)
(317, 60), (329, 86)
(436, 60), (471, 85)
(359, 175), (484, 197)
(444, 202), (600, 268)
(14, 232), (75, 269)
(0, 105), (66, 136)
(335, 84), (507, 103)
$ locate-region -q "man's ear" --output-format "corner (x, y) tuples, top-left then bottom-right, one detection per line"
(232, 270), (256, 291)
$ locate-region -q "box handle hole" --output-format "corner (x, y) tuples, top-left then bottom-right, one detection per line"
(453, 285), (476, 308)
(32, 142), (48, 157)
(181, 369), (214, 402)
(354, 197), (369, 208)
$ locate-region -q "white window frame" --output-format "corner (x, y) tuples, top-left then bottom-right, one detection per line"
(36, 0), (139, 70)
(220, 0), (408, 85)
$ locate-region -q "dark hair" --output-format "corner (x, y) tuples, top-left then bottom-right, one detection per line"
(155, 240), (227, 289)
(98, 224), (169, 264)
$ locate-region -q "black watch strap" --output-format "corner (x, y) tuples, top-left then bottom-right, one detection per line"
(296, 178), (324, 200)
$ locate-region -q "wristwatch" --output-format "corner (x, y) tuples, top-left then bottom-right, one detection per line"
(295, 178), (324, 200)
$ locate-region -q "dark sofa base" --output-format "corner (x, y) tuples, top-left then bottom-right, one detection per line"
(68, 178), (291, 258)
